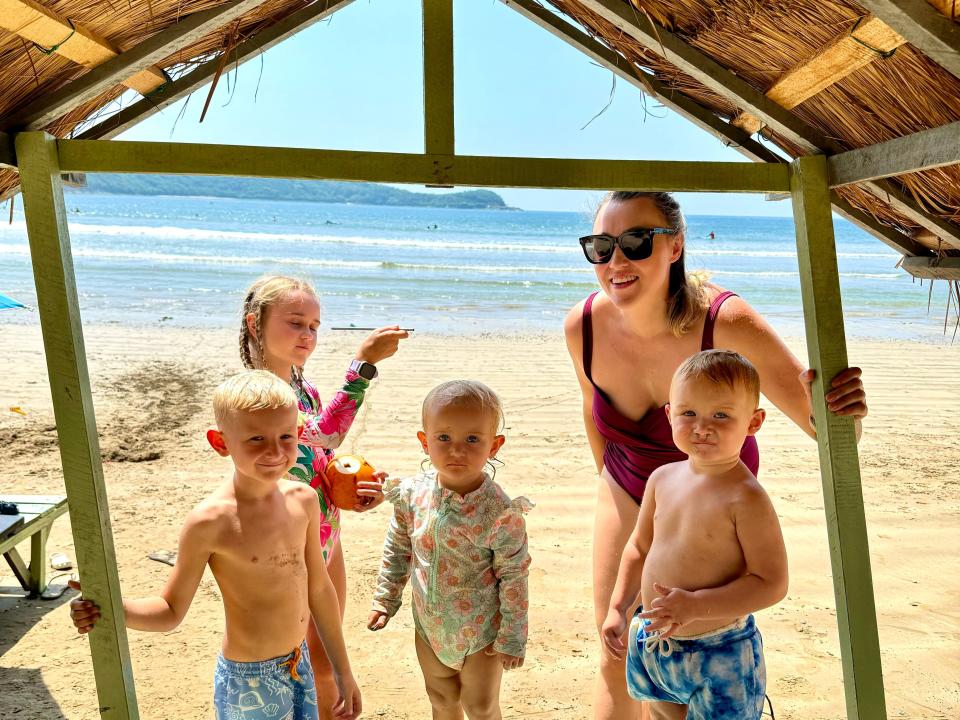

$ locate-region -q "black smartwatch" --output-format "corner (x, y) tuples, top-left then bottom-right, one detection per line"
(349, 358), (378, 380)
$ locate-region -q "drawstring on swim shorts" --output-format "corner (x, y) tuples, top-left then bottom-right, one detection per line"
(643, 631), (676, 657)
(278, 645), (302, 681)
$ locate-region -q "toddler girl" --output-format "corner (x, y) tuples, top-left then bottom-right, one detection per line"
(368, 380), (532, 720)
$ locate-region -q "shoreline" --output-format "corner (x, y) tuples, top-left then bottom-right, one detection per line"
(2, 315), (958, 346)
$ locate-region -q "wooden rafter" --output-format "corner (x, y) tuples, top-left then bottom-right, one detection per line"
(0, 0), (167, 95)
(500, 0), (929, 257)
(574, 0), (960, 250)
(858, 0), (960, 79)
(732, 16), (905, 134)
(54, 140), (792, 193)
(828, 120), (960, 185)
(2, 0), (269, 133)
(500, 0), (783, 161)
(900, 255), (960, 278)
(73, 0), (357, 143)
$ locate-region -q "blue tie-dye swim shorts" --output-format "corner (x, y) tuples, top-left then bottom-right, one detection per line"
(213, 640), (318, 720)
(626, 612), (766, 720)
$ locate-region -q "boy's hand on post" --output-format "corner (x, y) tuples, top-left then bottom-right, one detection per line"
(367, 610), (390, 631)
(356, 326), (410, 365)
(353, 471), (387, 512)
(638, 583), (698, 637)
(600, 607), (628, 661)
(331, 672), (362, 720)
(67, 579), (102, 634)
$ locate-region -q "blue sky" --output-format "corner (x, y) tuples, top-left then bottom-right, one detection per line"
(120, 0), (792, 215)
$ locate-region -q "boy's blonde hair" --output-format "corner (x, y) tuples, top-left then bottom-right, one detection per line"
(213, 369), (298, 425)
(674, 350), (760, 405)
(422, 380), (504, 432)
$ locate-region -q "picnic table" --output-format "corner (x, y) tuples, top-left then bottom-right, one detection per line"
(0, 494), (69, 597)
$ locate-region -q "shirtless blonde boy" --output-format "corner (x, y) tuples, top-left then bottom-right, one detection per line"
(69, 370), (361, 720)
(601, 349), (788, 720)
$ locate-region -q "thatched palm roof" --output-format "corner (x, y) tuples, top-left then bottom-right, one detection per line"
(2, 0), (959, 265)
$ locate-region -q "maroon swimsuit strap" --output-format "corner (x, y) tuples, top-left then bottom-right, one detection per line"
(701, 290), (737, 351)
(582, 289), (737, 383)
(582, 291), (598, 382)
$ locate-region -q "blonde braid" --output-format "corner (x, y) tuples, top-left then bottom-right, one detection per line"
(253, 306), (266, 371)
(239, 292), (256, 369)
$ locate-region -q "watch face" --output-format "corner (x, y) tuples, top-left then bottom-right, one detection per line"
(357, 362), (377, 380)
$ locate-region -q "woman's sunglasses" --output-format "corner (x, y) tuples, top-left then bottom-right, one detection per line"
(578, 227), (676, 264)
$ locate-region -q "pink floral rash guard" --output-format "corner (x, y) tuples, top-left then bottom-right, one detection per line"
(372, 470), (533, 669)
(289, 369), (369, 561)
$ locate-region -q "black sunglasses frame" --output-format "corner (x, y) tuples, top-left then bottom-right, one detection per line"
(578, 227), (676, 264)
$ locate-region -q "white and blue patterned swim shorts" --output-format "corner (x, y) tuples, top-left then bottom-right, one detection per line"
(627, 612), (766, 720)
(213, 640), (318, 720)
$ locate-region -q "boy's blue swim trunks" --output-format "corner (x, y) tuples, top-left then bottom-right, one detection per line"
(214, 640), (318, 720)
(626, 612), (766, 720)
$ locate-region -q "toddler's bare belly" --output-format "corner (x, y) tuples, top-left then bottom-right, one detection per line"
(641, 539), (746, 637)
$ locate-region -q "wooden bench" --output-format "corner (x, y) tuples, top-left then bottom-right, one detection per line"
(0, 495), (69, 597)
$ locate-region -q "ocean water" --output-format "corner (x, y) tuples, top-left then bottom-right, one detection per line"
(0, 193), (954, 341)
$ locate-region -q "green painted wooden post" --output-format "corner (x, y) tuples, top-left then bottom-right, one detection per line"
(29, 525), (49, 596)
(15, 131), (138, 719)
(790, 154), (887, 720)
(422, 0), (454, 157)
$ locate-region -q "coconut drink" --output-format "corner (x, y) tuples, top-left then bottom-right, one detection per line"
(324, 454), (377, 509)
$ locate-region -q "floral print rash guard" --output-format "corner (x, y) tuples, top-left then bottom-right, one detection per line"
(289, 369), (369, 561)
(372, 470), (533, 670)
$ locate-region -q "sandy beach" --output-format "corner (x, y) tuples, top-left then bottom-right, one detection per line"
(0, 322), (958, 719)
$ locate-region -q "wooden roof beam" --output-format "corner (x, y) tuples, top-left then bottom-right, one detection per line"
(499, 0), (784, 163)
(857, 0), (960, 79)
(0, 0), (167, 95)
(575, 0), (960, 250)
(900, 256), (960, 279)
(3, 0), (271, 132)
(55, 140), (792, 193)
(499, 0), (928, 257)
(732, 16), (905, 134)
(72, 0), (357, 143)
(828, 119), (960, 185)
(0, 0), (357, 205)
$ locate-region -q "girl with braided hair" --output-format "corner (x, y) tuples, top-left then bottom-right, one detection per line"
(239, 274), (408, 719)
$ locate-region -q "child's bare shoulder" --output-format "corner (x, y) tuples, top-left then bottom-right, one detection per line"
(277, 480), (320, 509)
(648, 460), (686, 485)
(729, 469), (775, 511)
(179, 495), (235, 544)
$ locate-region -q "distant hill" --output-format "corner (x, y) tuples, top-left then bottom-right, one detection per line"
(70, 174), (509, 210)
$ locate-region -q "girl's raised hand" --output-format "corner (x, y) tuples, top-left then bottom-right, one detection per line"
(367, 610), (390, 631)
(353, 471), (387, 512)
(356, 326), (410, 365)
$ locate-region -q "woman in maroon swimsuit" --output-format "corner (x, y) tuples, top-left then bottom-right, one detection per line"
(563, 192), (867, 720)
